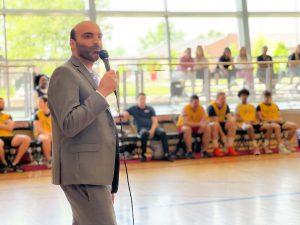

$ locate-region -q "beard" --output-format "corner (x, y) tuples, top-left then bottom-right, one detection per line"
(76, 42), (100, 63)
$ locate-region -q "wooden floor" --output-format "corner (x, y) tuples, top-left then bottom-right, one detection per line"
(1, 153), (300, 225)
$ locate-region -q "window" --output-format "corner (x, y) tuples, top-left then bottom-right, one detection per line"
(5, 0), (89, 10)
(97, 17), (168, 58)
(6, 15), (87, 60)
(247, 0), (300, 12)
(0, 16), (5, 61)
(249, 17), (300, 57)
(96, 0), (164, 11)
(166, 0), (237, 12)
(168, 18), (240, 59)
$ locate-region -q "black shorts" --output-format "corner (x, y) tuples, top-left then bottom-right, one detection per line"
(253, 124), (262, 133)
(220, 122), (227, 134)
(0, 136), (14, 148)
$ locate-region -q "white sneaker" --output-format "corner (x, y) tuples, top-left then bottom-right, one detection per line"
(263, 145), (273, 154)
(285, 142), (296, 152)
(46, 160), (52, 169)
(279, 144), (291, 154)
(253, 147), (260, 155)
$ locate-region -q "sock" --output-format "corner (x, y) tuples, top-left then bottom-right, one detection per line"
(227, 137), (234, 147)
(264, 139), (269, 146)
(213, 139), (219, 148)
(252, 140), (258, 148)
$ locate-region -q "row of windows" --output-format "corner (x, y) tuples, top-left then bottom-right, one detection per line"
(1, 0), (300, 12)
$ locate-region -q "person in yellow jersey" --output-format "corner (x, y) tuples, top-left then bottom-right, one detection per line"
(0, 98), (31, 173)
(257, 90), (298, 154)
(34, 96), (52, 168)
(235, 89), (273, 155)
(176, 95), (212, 159)
(207, 92), (238, 157)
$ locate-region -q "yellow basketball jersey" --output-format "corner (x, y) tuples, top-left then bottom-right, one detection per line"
(258, 103), (280, 121)
(236, 103), (257, 123)
(0, 112), (14, 137)
(210, 101), (228, 122)
(35, 110), (52, 137)
(176, 104), (206, 127)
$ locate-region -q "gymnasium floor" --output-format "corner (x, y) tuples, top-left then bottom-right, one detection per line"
(1, 153), (300, 225)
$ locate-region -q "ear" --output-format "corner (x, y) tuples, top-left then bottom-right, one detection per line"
(70, 39), (76, 50)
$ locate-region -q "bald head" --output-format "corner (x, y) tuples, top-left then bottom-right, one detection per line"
(70, 21), (103, 64)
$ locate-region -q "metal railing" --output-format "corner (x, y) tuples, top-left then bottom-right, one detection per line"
(110, 60), (300, 113)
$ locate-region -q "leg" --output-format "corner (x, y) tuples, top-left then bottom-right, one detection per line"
(181, 126), (193, 153)
(282, 122), (297, 141)
(260, 123), (273, 154)
(210, 122), (224, 156)
(225, 119), (238, 155)
(0, 139), (7, 165)
(38, 134), (52, 161)
(271, 123), (290, 154)
(61, 185), (117, 225)
(198, 124), (211, 151)
(139, 129), (149, 160)
(246, 125), (259, 155)
(154, 128), (169, 155)
(11, 134), (31, 165)
(282, 121), (298, 151)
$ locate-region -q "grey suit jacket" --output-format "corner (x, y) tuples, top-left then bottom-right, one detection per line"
(48, 56), (119, 193)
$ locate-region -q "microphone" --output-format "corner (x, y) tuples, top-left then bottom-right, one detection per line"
(99, 50), (117, 97)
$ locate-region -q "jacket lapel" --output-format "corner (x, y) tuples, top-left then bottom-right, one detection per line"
(69, 56), (98, 90)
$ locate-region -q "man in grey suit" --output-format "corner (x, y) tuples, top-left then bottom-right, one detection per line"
(48, 21), (119, 225)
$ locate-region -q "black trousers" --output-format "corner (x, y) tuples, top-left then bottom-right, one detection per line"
(139, 128), (169, 156)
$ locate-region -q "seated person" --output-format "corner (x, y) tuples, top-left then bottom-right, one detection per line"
(123, 93), (175, 162)
(34, 74), (49, 109)
(207, 92), (238, 157)
(288, 45), (300, 88)
(34, 96), (52, 168)
(216, 47), (236, 92)
(257, 91), (297, 154)
(0, 98), (31, 172)
(235, 89), (272, 155)
(176, 95), (212, 159)
(236, 47), (254, 91)
(256, 46), (273, 84)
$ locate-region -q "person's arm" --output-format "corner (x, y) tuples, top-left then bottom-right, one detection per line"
(0, 116), (14, 131)
(34, 115), (49, 135)
(122, 110), (131, 122)
(48, 66), (112, 138)
(235, 106), (243, 123)
(256, 105), (265, 122)
(225, 105), (235, 122)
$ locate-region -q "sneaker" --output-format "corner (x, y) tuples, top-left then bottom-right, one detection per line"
(46, 160), (52, 169)
(253, 147), (260, 156)
(11, 163), (24, 173)
(213, 148), (224, 157)
(185, 152), (195, 159)
(284, 142), (296, 152)
(279, 144), (291, 154)
(263, 145), (273, 154)
(201, 150), (212, 158)
(227, 147), (239, 156)
(140, 155), (147, 162)
(167, 154), (176, 162)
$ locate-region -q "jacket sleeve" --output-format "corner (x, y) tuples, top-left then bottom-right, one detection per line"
(111, 142), (120, 194)
(48, 66), (109, 138)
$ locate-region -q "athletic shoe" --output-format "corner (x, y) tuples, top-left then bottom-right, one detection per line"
(11, 163), (24, 173)
(201, 150), (212, 158)
(263, 145), (273, 154)
(227, 147), (238, 156)
(279, 144), (291, 154)
(140, 155), (147, 162)
(253, 147), (260, 156)
(213, 148), (224, 157)
(284, 142), (296, 152)
(46, 160), (52, 169)
(185, 152), (195, 159)
(164, 154), (176, 162)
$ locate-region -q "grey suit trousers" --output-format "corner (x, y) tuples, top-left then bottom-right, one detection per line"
(61, 184), (117, 225)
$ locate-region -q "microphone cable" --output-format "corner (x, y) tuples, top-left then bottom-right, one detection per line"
(115, 91), (135, 225)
